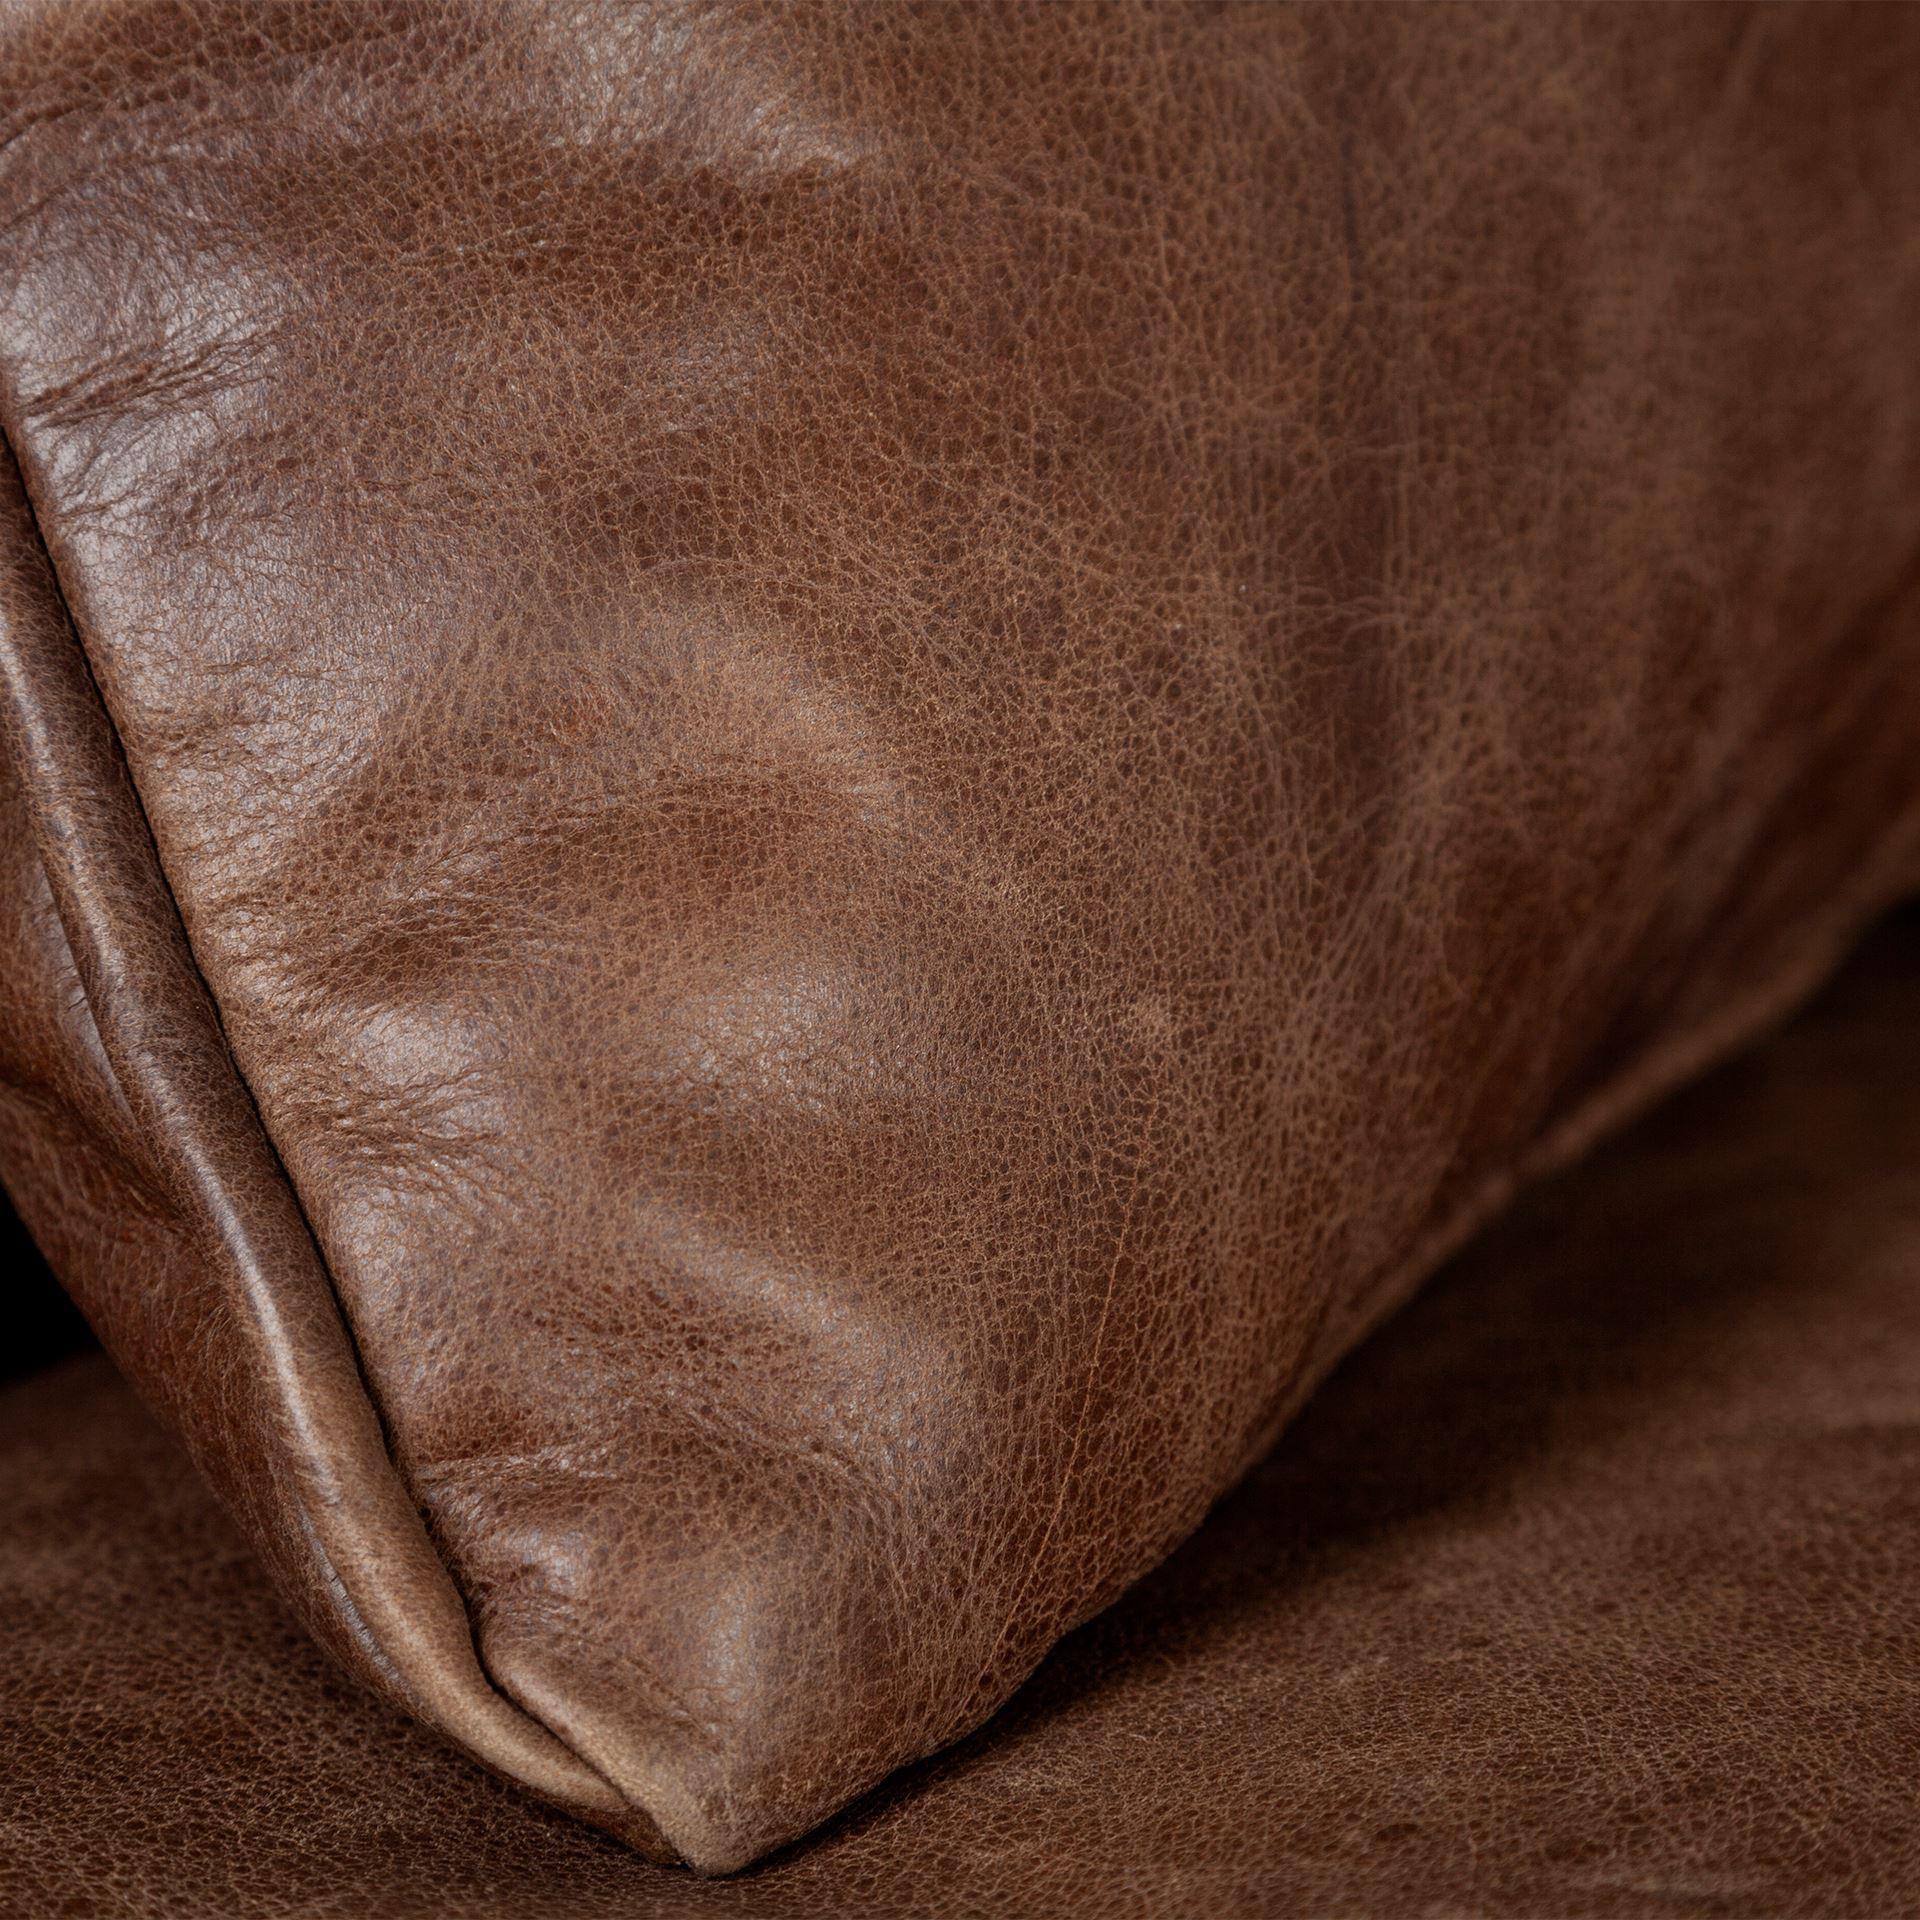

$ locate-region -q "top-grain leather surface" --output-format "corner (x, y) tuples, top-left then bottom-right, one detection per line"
(1, 1), (1919, 1870)
(5, 908), (1920, 1919)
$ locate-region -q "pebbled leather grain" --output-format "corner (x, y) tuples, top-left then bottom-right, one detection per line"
(5, 908), (1920, 1916)
(1, 0), (1918, 1871)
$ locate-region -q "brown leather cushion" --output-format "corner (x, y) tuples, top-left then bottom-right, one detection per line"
(2, 2), (1918, 1870)
(5, 908), (1919, 1917)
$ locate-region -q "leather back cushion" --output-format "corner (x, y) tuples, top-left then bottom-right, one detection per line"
(1, 1), (1917, 1871)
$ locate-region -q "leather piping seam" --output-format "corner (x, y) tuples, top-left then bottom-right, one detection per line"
(0, 413), (653, 1851)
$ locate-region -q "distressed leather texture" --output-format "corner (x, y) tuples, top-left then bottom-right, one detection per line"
(2, 0), (1919, 1873)
(6, 909), (1920, 1917)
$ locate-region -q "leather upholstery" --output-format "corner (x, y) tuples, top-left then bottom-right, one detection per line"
(1, 1), (1918, 1870)
(5, 908), (1920, 1916)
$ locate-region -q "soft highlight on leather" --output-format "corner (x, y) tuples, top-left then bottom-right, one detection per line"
(5, 908), (1920, 1916)
(1, 0), (1918, 1871)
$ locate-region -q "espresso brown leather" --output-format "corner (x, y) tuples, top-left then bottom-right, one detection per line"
(2, 1), (1919, 1873)
(6, 908), (1920, 1917)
